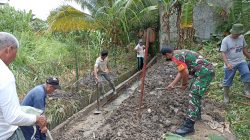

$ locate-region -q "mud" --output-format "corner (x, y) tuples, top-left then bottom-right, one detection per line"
(53, 59), (235, 140)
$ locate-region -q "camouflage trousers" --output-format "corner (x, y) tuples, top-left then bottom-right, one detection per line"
(187, 71), (215, 120)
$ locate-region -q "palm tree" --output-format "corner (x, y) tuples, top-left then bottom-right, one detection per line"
(47, 0), (159, 45)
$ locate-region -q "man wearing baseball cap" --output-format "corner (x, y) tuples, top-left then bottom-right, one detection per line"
(20, 77), (61, 140)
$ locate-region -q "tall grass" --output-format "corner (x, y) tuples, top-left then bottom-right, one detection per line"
(11, 31), (71, 98)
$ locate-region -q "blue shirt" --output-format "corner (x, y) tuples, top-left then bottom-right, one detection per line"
(20, 84), (47, 140)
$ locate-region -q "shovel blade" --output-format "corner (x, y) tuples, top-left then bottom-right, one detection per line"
(94, 110), (101, 115)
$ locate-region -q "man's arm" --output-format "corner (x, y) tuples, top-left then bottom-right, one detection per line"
(167, 72), (182, 89)
(1, 85), (47, 131)
(221, 52), (233, 70)
(0, 82), (37, 126)
(167, 68), (189, 90)
(134, 44), (139, 54)
(134, 44), (138, 51)
(181, 69), (189, 90)
(243, 47), (250, 59)
(220, 38), (233, 70)
(94, 66), (99, 82)
(167, 56), (189, 90)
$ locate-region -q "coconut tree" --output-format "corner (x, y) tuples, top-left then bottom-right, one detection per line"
(47, 0), (160, 90)
(47, 0), (159, 44)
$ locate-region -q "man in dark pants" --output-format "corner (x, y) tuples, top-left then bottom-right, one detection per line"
(20, 77), (61, 140)
(161, 47), (214, 136)
(134, 39), (145, 71)
(94, 50), (116, 97)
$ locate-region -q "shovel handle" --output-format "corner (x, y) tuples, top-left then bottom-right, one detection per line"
(47, 130), (53, 140)
(96, 82), (100, 111)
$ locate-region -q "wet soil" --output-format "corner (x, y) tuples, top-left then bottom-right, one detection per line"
(54, 59), (236, 140)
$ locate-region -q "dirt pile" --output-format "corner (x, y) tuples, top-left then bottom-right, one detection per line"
(91, 61), (188, 139)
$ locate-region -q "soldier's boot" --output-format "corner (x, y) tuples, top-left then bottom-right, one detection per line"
(175, 119), (195, 136)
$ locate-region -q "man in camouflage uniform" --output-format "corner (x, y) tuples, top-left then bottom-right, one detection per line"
(161, 47), (214, 136)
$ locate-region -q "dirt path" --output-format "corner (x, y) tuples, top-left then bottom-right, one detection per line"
(53, 59), (236, 140)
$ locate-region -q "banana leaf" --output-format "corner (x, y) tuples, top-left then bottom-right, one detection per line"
(244, 30), (250, 36)
(180, 2), (193, 29)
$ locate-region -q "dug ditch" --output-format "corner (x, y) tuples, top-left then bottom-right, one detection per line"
(51, 58), (236, 140)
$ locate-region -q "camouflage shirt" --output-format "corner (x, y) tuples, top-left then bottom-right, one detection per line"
(172, 50), (214, 77)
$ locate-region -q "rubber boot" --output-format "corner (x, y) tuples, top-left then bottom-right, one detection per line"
(243, 83), (250, 96)
(175, 119), (195, 136)
(223, 87), (230, 104)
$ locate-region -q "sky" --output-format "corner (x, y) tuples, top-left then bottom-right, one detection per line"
(7, 0), (85, 20)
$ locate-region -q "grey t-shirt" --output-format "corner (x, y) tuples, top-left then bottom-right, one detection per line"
(220, 35), (247, 68)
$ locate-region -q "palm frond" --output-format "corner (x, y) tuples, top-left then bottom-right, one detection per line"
(48, 6), (98, 32)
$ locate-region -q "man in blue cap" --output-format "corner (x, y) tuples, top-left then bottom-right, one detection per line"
(20, 77), (61, 140)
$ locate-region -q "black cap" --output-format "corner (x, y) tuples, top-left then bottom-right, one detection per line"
(101, 50), (108, 57)
(160, 47), (173, 55)
(46, 77), (61, 89)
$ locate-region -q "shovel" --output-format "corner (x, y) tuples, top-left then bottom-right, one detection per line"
(94, 82), (101, 114)
(155, 86), (182, 91)
(47, 129), (53, 140)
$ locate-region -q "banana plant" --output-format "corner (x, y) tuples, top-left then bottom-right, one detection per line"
(180, 1), (193, 29)
(0, 5), (33, 32)
(215, 0), (246, 35)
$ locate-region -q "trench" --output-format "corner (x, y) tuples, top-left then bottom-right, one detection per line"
(53, 81), (140, 139)
(50, 56), (235, 140)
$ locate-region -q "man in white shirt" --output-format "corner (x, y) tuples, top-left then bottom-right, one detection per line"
(0, 32), (47, 140)
(134, 39), (145, 71)
(94, 50), (116, 97)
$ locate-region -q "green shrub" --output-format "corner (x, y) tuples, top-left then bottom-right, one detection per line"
(0, 5), (32, 32)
